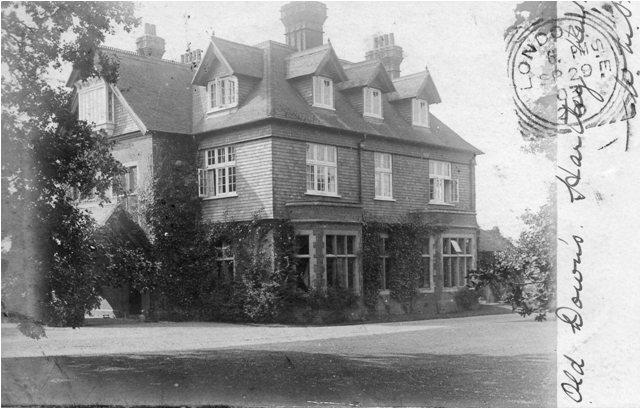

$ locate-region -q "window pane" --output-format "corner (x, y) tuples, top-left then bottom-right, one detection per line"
(421, 238), (430, 255)
(217, 148), (226, 164)
(327, 166), (336, 193)
(443, 238), (450, 254)
(326, 235), (335, 254)
(346, 236), (355, 254)
(306, 144), (314, 161)
(347, 258), (355, 289)
(316, 166), (326, 191)
(207, 169), (215, 195)
(337, 235), (345, 255)
(228, 167), (236, 192)
(296, 258), (310, 291)
(306, 165), (315, 191)
(207, 150), (215, 166)
(217, 168), (226, 194)
(228, 146), (235, 162)
(295, 235), (310, 255)
(421, 256), (431, 288)
(327, 258), (337, 288)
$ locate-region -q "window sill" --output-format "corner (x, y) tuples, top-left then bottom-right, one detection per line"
(379, 289), (391, 295)
(201, 193), (238, 201)
(374, 196), (396, 202)
(412, 123), (430, 129)
(363, 113), (383, 119)
(443, 286), (466, 292)
(206, 106), (238, 118)
(312, 104), (335, 111)
(305, 192), (342, 198)
(418, 288), (435, 293)
(429, 201), (456, 206)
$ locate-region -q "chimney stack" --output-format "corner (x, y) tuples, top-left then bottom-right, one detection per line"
(281, 1), (327, 51)
(365, 33), (403, 79)
(136, 23), (166, 59)
(181, 49), (203, 68)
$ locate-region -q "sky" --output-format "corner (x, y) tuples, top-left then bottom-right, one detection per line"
(93, 1), (556, 239)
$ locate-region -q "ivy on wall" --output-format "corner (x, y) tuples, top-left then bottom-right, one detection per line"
(362, 214), (444, 314)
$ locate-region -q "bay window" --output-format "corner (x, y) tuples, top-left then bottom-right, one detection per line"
(325, 234), (357, 291)
(442, 237), (474, 288)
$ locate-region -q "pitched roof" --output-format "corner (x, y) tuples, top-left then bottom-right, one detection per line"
(389, 70), (441, 104)
(192, 37), (263, 85)
(193, 40), (481, 154)
(106, 49), (194, 134)
(338, 60), (395, 93)
(285, 43), (347, 81)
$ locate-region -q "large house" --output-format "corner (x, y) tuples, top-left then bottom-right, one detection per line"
(69, 2), (482, 317)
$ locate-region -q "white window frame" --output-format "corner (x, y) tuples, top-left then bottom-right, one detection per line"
(294, 233), (314, 291)
(198, 146), (237, 199)
(412, 98), (429, 127)
(77, 79), (115, 128)
(363, 87), (383, 118)
(325, 234), (358, 293)
(419, 237), (434, 292)
(306, 143), (338, 196)
(442, 236), (475, 290)
(312, 76), (334, 109)
(429, 160), (459, 204)
(207, 76), (238, 112)
(374, 152), (393, 200)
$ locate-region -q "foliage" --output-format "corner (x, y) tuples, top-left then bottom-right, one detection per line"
(453, 287), (480, 311)
(362, 214), (440, 314)
(361, 221), (384, 309)
(146, 157), (300, 323)
(472, 196), (556, 321)
(1, 2), (139, 326)
(305, 287), (360, 312)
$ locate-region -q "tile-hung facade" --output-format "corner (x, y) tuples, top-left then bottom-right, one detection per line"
(68, 2), (482, 315)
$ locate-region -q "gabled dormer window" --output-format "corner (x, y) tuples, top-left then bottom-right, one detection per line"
(412, 98), (429, 127)
(313, 76), (334, 109)
(76, 78), (115, 132)
(364, 87), (382, 118)
(207, 76), (238, 112)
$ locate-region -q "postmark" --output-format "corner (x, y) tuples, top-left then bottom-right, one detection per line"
(507, 3), (636, 137)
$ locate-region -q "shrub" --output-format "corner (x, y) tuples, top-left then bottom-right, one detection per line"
(454, 287), (480, 311)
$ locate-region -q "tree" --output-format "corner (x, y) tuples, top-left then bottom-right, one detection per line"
(1, 2), (139, 329)
(473, 190), (556, 321)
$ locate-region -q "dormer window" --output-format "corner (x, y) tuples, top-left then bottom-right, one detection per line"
(412, 98), (429, 127)
(364, 87), (382, 118)
(76, 78), (115, 132)
(207, 76), (238, 112)
(312, 76), (334, 109)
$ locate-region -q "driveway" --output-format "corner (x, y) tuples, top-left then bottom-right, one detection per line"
(2, 313), (556, 407)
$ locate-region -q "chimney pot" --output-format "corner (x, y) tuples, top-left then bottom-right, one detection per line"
(145, 23), (156, 36)
(281, 1), (328, 51)
(136, 23), (165, 58)
(364, 32), (403, 79)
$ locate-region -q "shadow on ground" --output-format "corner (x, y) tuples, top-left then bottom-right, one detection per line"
(2, 348), (555, 407)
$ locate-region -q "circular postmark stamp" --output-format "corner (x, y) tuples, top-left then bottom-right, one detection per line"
(507, 11), (628, 134)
